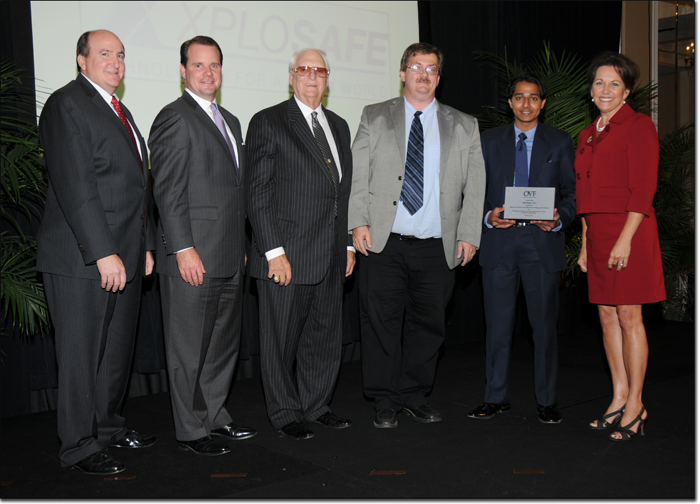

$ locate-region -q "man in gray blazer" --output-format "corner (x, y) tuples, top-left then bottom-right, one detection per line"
(349, 42), (486, 428)
(38, 30), (156, 475)
(247, 49), (354, 440)
(149, 36), (255, 456)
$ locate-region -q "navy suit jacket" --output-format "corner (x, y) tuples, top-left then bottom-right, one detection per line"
(478, 122), (576, 273)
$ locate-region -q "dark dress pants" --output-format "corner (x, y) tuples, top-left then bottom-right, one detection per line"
(160, 272), (242, 441)
(359, 235), (455, 412)
(482, 226), (560, 406)
(257, 251), (343, 429)
(44, 272), (142, 467)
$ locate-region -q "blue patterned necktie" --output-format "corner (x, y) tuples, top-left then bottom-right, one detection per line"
(401, 111), (424, 215)
(514, 132), (529, 187)
(210, 103), (239, 177)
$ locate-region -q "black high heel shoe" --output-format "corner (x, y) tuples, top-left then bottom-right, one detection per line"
(589, 404), (625, 430)
(610, 406), (647, 441)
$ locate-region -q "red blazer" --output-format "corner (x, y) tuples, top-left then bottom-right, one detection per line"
(575, 104), (659, 216)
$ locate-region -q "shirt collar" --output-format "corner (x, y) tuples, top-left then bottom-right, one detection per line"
(185, 87), (215, 111)
(404, 96), (436, 118)
(81, 73), (116, 104)
(514, 122), (538, 140)
(294, 94), (323, 119)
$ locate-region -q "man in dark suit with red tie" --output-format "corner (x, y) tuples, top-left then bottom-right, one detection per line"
(468, 74), (576, 424)
(37, 30), (156, 475)
(149, 36), (256, 456)
(246, 49), (354, 439)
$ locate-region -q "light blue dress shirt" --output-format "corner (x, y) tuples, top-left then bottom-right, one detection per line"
(391, 98), (441, 238)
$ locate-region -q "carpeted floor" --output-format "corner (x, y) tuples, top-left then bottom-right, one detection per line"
(0, 320), (694, 499)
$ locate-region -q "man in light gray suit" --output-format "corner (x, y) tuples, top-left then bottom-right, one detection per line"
(149, 35), (255, 456)
(349, 42), (486, 428)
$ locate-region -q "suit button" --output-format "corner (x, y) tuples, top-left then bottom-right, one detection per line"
(140, 214), (145, 220)
(398, 176), (402, 180)
(577, 173), (581, 180)
(587, 171), (590, 178)
(393, 201), (397, 206)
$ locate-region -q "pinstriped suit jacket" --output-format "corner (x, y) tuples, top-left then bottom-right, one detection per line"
(246, 97), (352, 285)
(348, 96), (486, 269)
(149, 91), (246, 278)
(37, 74), (151, 282)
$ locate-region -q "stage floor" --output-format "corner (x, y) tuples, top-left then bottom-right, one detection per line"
(1, 321), (694, 499)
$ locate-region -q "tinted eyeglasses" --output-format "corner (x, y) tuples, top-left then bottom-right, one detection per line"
(292, 66), (330, 77)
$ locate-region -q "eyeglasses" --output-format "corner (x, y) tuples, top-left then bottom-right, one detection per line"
(292, 66), (330, 77)
(405, 64), (439, 75)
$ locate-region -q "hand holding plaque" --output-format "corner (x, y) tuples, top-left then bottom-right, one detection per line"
(503, 187), (555, 221)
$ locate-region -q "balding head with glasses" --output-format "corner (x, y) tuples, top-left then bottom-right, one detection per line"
(289, 49), (331, 110)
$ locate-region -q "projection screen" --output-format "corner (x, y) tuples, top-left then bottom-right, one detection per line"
(31, 1), (419, 146)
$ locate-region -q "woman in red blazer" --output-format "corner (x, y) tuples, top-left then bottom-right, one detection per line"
(575, 52), (665, 442)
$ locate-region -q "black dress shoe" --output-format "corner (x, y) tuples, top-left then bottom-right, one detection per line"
(211, 423), (257, 440)
(467, 402), (511, 420)
(374, 409), (398, 429)
(71, 452), (125, 475)
(177, 435), (230, 456)
(110, 429), (157, 449)
(279, 420), (314, 440)
(313, 411), (352, 429)
(538, 404), (562, 424)
(403, 404), (442, 423)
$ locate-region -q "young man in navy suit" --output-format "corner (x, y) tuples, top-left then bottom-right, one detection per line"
(468, 74), (576, 424)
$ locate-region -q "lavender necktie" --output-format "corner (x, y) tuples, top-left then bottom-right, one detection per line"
(210, 103), (239, 176)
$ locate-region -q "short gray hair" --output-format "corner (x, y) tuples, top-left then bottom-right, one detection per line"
(288, 48), (330, 73)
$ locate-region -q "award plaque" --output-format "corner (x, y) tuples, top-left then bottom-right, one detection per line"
(503, 187), (555, 221)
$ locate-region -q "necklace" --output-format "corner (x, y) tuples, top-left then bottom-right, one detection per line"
(596, 117), (605, 132)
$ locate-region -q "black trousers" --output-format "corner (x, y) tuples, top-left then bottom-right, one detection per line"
(257, 251), (343, 429)
(44, 272), (142, 467)
(359, 235), (455, 412)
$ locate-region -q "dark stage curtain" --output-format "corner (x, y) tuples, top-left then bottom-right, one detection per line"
(1, 1), (622, 418)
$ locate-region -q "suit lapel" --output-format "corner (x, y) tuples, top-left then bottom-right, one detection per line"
(78, 75), (142, 169)
(182, 92), (234, 161)
(389, 98), (405, 160)
(499, 125), (516, 187)
(529, 124), (550, 186)
(287, 98), (335, 186)
(436, 101), (453, 187)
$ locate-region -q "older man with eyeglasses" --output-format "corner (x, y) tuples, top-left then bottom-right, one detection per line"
(348, 42), (486, 428)
(246, 48), (355, 440)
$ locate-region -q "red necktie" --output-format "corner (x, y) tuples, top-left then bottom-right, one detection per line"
(112, 96), (145, 226)
(111, 96), (141, 163)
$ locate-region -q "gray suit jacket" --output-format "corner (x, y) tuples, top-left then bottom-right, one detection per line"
(149, 91), (245, 278)
(37, 74), (151, 281)
(246, 98), (352, 285)
(348, 96), (486, 269)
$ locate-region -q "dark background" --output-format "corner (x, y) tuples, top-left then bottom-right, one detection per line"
(1, 1), (623, 418)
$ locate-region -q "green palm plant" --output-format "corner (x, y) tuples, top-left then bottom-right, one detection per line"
(471, 42), (692, 321)
(1, 59), (50, 338)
